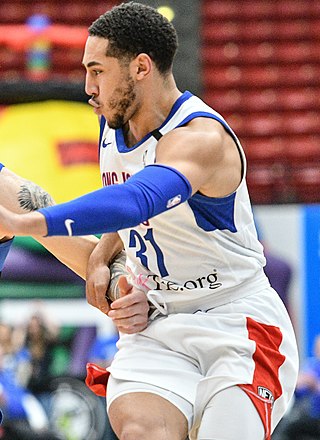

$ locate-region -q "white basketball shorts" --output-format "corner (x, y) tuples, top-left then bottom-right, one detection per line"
(106, 286), (299, 439)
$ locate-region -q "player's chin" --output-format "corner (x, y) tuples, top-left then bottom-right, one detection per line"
(93, 106), (103, 116)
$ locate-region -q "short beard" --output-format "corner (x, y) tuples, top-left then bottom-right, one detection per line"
(107, 76), (136, 129)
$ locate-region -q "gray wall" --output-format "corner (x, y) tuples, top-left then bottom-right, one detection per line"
(141, 0), (202, 96)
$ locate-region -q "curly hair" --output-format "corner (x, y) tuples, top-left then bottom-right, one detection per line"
(88, 2), (178, 74)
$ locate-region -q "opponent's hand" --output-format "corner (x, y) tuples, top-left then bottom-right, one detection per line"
(86, 263), (111, 315)
(108, 276), (150, 334)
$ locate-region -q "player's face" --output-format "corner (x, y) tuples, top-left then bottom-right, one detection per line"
(83, 36), (137, 128)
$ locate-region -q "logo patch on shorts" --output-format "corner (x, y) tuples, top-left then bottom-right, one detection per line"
(258, 386), (274, 404)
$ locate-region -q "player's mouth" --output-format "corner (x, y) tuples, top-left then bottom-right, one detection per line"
(88, 96), (101, 112)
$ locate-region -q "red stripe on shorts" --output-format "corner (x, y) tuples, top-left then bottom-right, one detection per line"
(239, 317), (285, 440)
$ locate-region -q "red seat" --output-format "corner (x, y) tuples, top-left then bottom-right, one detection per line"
(291, 167), (320, 203)
(204, 64), (320, 91)
(277, 65), (320, 87)
(276, 20), (314, 40)
(203, 66), (281, 89)
(202, 0), (304, 21)
(237, 21), (275, 42)
(277, 88), (320, 111)
(0, 46), (24, 71)
(238, 113), (284, 137)
(272, 42), (318, 64)
(201, 1), (239, 21)
(283, 112), (319, 136)
(202, 23), (240, 44)
(285, 136), (320, 168)
(246, 166), (276, 205)
(243, 89), (277, 112)
(244, 138), (287, 165)
(51, 46), (83, 71)
(310, 20), (320, 38)
(276, 1), (313, 18)
(203, 89), (241, 113)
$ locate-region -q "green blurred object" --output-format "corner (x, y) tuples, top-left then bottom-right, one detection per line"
(13, 236), (48, 253)
(0, 281), (83, 298)
(13, 235), (101, 253)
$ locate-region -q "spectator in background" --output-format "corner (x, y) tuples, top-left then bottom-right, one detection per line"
(22, 313), (59, 414)
(0, 322), (30, 388)
(264, 250), (292, 311)
(0, 323), (60, 440)
(279, 334), (320, 440)
(87, 323), (119, 369)
(254, 218), (293, 313)
(86, 323), (119, 440)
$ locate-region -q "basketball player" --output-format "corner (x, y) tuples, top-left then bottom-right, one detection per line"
(0, 3), (299, 439)
(0, 163), (149, 333)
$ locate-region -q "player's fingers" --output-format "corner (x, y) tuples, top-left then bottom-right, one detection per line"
(111, 288), (147, 310)
(108, 300), (149, 320)
(113, 315), (148, 334)
(117, 275), (133, 297)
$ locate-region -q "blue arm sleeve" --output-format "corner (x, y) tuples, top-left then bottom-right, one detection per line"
(0, 238), (14, 272)
(0, 163), (5, 172)
(39, 164), (192, 236)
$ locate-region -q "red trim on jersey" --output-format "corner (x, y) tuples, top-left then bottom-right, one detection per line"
(239, 317), (285, 440)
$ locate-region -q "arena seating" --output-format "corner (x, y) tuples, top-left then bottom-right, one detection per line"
(0, 1), (319, 204)
(201, 0), (320, 204)
(0, 1), (118, 82)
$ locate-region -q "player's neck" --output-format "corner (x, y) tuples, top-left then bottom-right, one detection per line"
(126, 79), (181, 147)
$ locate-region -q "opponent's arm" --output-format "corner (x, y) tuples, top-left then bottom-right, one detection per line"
(0, 164), (98, 279)
(0, 164), (149, 330)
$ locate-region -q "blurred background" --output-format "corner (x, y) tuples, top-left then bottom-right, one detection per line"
(0, 1), (319, 439)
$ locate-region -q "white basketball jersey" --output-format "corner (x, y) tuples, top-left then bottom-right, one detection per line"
(99, 91), (269, 311)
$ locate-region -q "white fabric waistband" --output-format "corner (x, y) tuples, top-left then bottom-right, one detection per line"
(147, 271), (270, 319)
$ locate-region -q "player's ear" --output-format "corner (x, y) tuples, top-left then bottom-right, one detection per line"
(134, 53), (152, 79)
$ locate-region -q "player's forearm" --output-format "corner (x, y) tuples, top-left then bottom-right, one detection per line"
(89, 232), (124, 266)
(37, 235), (99, 280)
(0, 167), (54, 213)
(0, 166), (98, 279)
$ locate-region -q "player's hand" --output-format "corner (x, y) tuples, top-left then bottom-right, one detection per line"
(0, 235), (14, 243)
(86, 263), (111, 315)
(108, 276), (150, 334)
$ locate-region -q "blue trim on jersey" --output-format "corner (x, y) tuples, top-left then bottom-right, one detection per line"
(0, 163), (4, 172)
(0, 238), (14, 271)
(158, 91), (193, 130)
(115, 91), (193, 153)
(98, 116), (107, 155)
(175, 111), (239, 145)
(188, 192), (237, 233)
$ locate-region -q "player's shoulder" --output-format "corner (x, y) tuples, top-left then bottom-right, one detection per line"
(161, 117), (225, 148)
